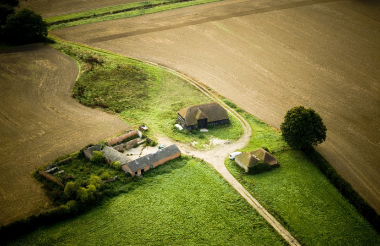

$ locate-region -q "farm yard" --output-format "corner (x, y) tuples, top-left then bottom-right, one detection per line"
(1, 0), (380, 244)
(52, 0), (380, 214)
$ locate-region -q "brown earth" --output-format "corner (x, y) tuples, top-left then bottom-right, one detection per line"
(52, 0), (380, 213)
(0, 45), (128, 226)
(19, 0), (146, 18)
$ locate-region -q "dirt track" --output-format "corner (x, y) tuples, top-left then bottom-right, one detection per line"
(52, 0), (380, 213)
(0, 45), (128, 226)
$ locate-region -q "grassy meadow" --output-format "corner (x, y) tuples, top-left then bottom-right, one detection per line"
(225, 113), (380, 245)
(53, 40), (243, 148)
(9, 157), (286, 246)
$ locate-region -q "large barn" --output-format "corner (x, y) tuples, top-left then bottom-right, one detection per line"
(177, 102), (229, 131)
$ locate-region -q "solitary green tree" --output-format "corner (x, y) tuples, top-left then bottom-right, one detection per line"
(280, 106), (327, 149)
(3, 8), (49, 44)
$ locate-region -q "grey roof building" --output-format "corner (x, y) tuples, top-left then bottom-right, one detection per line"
(102, 146), (130, 165)
(122, 144), (181, 177)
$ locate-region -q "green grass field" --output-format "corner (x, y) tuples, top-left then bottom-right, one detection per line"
(226, 113), (380, 245)
(9, 157), (286, 246)
(46, 0), (224, 30)
(53, 40), (243, 148)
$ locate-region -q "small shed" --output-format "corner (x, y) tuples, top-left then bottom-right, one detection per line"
(121, 144), (181, 177)
(177, 102), (229, 130)
(235, 148), (278, 172)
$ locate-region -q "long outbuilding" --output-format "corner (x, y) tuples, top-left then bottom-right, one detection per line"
(122, 144), (181, 177)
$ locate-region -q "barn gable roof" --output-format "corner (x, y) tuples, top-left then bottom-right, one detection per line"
(125, 144), (181, 172)
(177, 102), (228, 126)
(236, 148), (278, 167)
(235, 152), (259, 167)
(251, 148), (278, 165)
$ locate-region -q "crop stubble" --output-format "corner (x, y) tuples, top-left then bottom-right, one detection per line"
(0, 45), (128, 226)
(52, 0), (380, 212)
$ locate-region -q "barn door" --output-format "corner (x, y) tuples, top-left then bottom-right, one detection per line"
(197, 119), (207, 129)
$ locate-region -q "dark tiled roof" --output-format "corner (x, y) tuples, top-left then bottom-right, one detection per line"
(177, 102), (228, 126)
(251, 148), (278, 165)
(126, 144), (181, 172)
(102, 146), (130, 165)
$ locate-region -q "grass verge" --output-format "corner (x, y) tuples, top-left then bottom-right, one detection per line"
(46, 0), (223, 30)
(7, 157), (286, 246)
(51, 39), (243, 149)
(225, 111), (380, 245)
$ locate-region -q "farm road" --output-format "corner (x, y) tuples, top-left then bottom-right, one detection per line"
(53, 0), (380, 213)
(153, 70), (300, 245)
(0, 45), (128, 226)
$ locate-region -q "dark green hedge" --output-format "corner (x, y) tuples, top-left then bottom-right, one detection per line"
(304, 148), (380, 232)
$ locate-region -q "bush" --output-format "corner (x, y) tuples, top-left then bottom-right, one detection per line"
(2, 8), (49, 45)
(100, 172), (111, 180)
(88, 175), (102, 189)
(223, 99), (237, 109)
(91, 151), (105, 165)
(111, 161), (121, 170)
(64, 181), (78, 199)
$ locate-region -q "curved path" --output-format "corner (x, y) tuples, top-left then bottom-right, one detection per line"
(0, 45), (129, 226)
(52, 0), (380, 214)
(154, 66), (300, 245)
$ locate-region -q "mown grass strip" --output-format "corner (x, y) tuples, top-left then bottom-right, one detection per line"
(46, 0), (223, 30)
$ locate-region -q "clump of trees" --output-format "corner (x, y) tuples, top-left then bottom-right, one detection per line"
(0, 0), (49, 45)
(280, 106), (327, 150)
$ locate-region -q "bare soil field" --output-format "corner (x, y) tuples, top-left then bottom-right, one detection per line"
(0, 45), (128, 226)
(53, 0), (380, 213)
(19, 0), (146, 18)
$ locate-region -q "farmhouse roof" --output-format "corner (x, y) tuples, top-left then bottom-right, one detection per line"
(125, 144), (181, 172)
(177, 102), (228, 126)
(251, 148), (278, 165)
(102, 146), (130, 165)
(235, 152), (259, 167)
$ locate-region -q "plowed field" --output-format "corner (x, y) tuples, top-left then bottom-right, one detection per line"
(0, 45), (128, 226)
(52, 0), (380, 213)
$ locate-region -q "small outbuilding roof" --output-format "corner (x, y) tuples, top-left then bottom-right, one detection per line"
(235, 148), (278, 167)
(102, 146), (130, 165)
(177, 102), (228, 126)
(251, 148), (278, 165)
(235, 152), (260, 168)
(125, 144), (181, 172)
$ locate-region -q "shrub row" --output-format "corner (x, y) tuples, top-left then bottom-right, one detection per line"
(304, 148), (380, 232)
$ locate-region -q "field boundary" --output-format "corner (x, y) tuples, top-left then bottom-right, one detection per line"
(46, 0), (224, 30)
